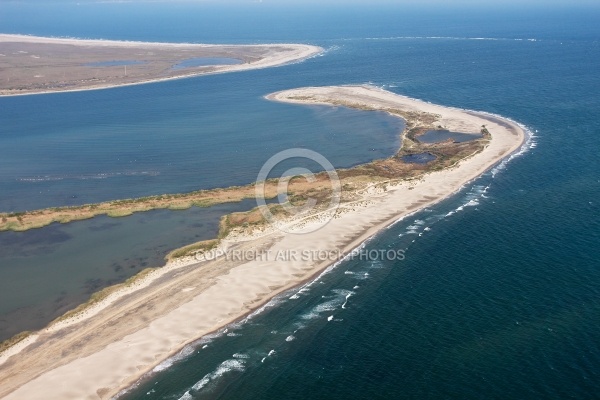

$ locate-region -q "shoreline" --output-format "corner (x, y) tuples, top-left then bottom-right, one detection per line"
(0, 34), (323, 97)
(115, 206), (422, 399)
(0, 86), (526, 400)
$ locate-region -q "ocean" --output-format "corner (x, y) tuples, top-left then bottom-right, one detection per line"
(1, 2), (599, 399)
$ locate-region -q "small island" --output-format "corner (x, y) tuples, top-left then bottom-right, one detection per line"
(0, 34), (322, 96)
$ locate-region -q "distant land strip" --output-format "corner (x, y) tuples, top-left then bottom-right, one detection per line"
(0, 34), (323, 96)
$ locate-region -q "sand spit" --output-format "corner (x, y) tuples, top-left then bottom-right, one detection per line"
(0, 34), (322, 96)
(0, 86), (525, 399)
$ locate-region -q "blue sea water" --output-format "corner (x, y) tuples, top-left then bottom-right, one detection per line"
(1, 2), (600, 400)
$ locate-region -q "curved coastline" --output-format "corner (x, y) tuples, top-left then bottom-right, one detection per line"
(0, 34), (323, 97)
(0, 86), (526, 400)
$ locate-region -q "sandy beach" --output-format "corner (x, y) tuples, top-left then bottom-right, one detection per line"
(0, 34), (322, 96)
(0, 85), (525, 399)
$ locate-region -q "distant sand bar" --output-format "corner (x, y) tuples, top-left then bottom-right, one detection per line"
(0, 34), (323, 96)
